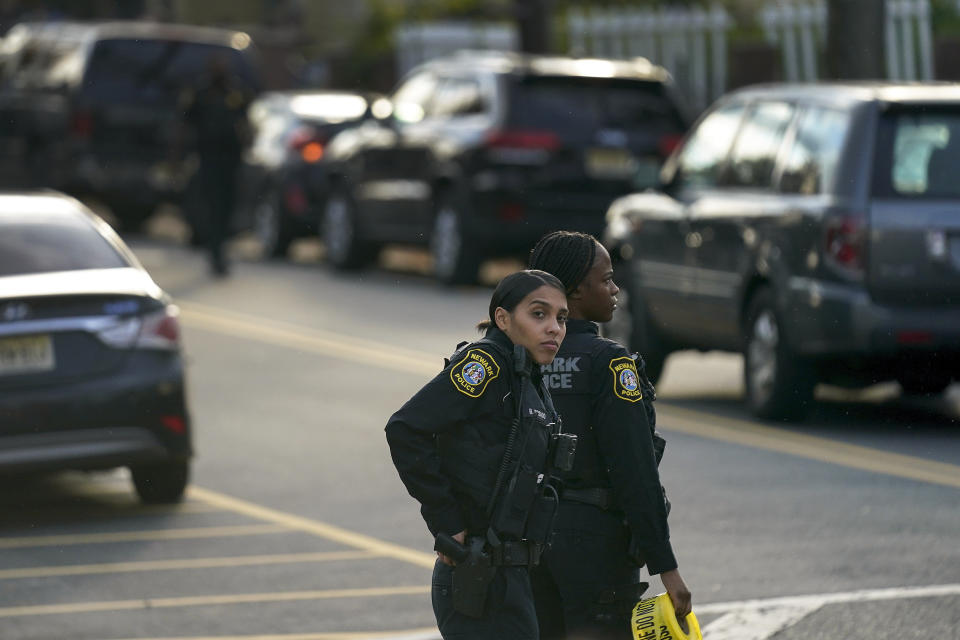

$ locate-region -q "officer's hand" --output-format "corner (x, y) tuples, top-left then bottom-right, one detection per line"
(437, 530), (466, 566)
(660, 569), (692, 629)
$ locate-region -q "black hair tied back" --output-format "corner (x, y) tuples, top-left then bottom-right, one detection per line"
(477, 269), (565, 331)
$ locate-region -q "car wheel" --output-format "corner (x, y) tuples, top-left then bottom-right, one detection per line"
(131, 460), (189, 504)
(431, 193), (479, 285)
(743, 287), (815, 420)
(323, 187), (373, 269)
(897, 371), (952, 396)
(253, 190), (292, 258)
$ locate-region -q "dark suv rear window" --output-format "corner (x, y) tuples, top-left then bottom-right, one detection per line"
(874, 108), (960, 198)
(0, 216), (128, 276)
(506, 76), (685, 134)
(80, 39), (257, 105)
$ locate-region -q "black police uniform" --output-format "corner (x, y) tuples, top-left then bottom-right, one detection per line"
(182, 77), (249, 274)
(531, 318), (673, 640)
(386, 327), (564, 640)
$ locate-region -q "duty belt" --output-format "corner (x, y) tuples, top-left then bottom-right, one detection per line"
(489, 540), (542, 567)
(560, 487), (612, 510)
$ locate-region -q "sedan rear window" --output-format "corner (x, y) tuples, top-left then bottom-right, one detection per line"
(875, 109), (960, 198)
(0, 217), (128, 276)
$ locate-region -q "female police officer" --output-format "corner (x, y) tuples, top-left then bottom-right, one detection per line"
(385, 270), (574, 640)
(529, 231), (692, 639)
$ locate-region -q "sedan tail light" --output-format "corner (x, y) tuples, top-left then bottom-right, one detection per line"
(96, 305), (180, 350)
(823, 214), (866, 277)
(136, 305), (181, 350)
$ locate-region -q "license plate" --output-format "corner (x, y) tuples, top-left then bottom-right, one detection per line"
(0, 335), (55, 375)
(585, 148), (638, 179)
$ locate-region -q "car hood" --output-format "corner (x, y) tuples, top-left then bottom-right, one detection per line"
(0, 268), (165, 301)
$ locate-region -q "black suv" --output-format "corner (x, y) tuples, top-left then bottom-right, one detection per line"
(604, 83), (960, 420)
(322, 51), (688, 284)
(0, 21), (261, 229)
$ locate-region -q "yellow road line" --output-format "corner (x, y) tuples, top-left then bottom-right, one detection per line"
(179, 303), (959, 490)
(0, 524), (289, 549)
(0, 550), (380, 580)
(0, 585), (431, 618)
(661, 405), (960, 489)
(189, 487), (436, 569)
(108, 627), (440, 640)
(178, 303), (439, 376)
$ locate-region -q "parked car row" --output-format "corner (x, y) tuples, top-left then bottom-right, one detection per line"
(604, 82), (960, 420)
(3, 21), (955, 422)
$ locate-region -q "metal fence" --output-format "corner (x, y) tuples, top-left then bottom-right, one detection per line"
(394, 22), (516, 80)
(762, 0), (935, 82)
(395, 1), (944, 111)
(566, 5), (732, 112)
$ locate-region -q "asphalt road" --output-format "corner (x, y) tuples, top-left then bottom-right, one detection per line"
(1, 232), (958, 640)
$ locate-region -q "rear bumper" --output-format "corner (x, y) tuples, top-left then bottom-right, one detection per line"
(783, 277), (960, 360)
(0, 427), (178, 475)
(0, 356), (192, 474)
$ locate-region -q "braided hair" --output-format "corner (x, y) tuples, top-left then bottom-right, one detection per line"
(528, 231), (599, 294)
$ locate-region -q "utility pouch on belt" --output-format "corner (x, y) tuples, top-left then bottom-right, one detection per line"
(523, 492), (558, 545)
(435, 533), (496, 618)
(489, 465), (539, 539)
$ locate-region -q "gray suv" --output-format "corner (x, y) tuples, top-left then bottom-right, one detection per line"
(604, 83), (960, 420)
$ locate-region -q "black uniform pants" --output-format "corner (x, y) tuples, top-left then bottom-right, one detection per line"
(432, 560), (538, 640)
(197, 155), (238, 272)
(531, 503), (641, 640)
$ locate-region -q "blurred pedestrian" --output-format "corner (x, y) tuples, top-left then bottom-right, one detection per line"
(528, 231), (692, 639)
(180, 54), (250, 276)
(385, 270), (573, 640)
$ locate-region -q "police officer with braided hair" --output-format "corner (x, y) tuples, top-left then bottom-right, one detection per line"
(528, 231), (691, 639)
(386, 270), (579, 640)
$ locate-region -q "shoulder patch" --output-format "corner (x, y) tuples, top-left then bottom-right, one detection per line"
(450, 348), (501, 398)
(609, 356), (643, 402)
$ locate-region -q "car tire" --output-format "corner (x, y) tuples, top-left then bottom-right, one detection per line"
(625, 288), (668, 385)
(253, 189), (292, 258)
(131, 460), (189, 504)
(323, 187), (375, 269)
(431, 192), (480, 285)
(743, 287), (815, 421)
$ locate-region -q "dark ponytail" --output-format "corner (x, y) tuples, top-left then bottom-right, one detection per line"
(477, 269), (565, 331)
(528, 230), (599, 294)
